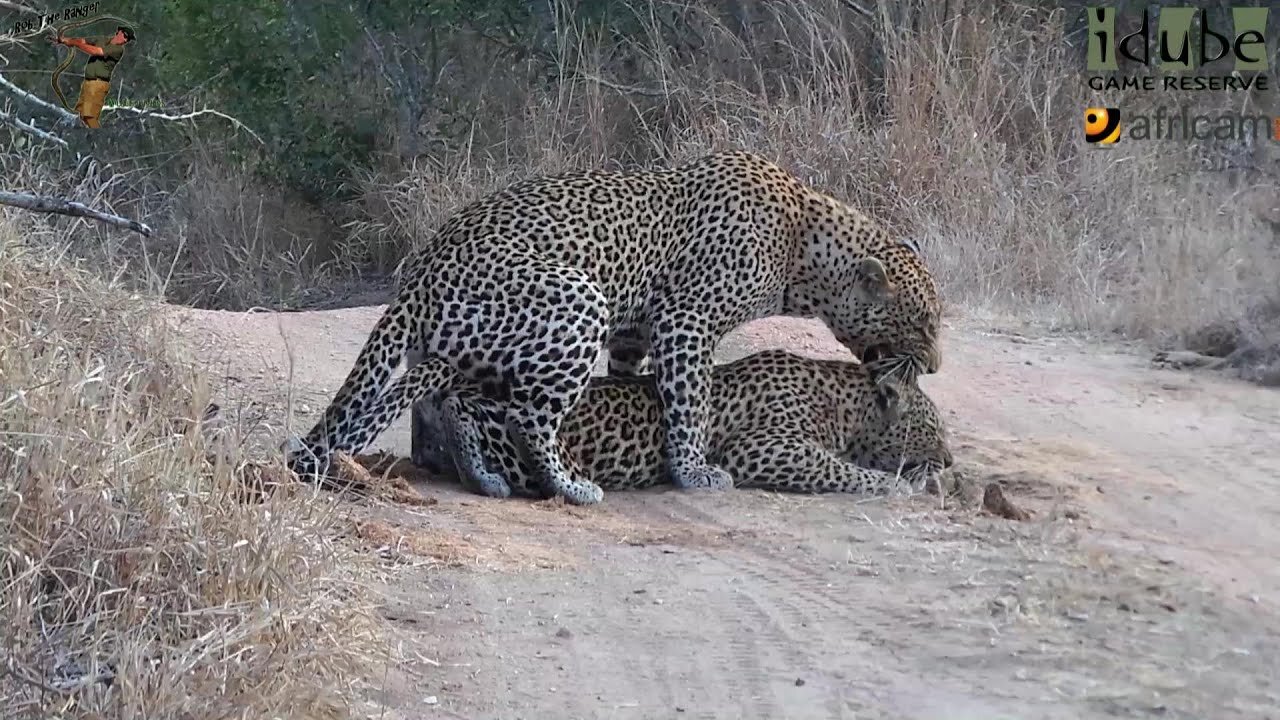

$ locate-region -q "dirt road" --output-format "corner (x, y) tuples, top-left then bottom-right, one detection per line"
(176, 306), (1280, 720)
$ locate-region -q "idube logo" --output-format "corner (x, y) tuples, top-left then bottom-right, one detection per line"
(1084, 6), (1271, 92)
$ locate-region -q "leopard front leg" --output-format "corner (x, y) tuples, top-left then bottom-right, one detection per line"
(407, 341), (450, 473)
(409, 396), (452, 476)
(720, 434), (911, 495)
(440, 390), (611, 504)
(504, 378), (605, 506)
(437, 391), (517, 499)
(647, 310), (733, 491)
(407, 342), (490, 474)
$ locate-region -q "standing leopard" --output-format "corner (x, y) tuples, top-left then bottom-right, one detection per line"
(417, 350), (953, 498)
(286, 150), (942, 504)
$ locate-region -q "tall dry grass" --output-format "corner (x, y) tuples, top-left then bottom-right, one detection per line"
(0, 143), (345, 311)
(157, 147), (349, 309)
(0, 218), (384, 718)
(350, 0), (1279, 371)
(5, 0), (1274, 369)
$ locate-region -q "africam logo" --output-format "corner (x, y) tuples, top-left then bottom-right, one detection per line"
(1085, 106), (1280, 146)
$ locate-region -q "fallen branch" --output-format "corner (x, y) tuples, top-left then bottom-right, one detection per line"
(101, 104), (266, 145)
(0, 190), (152, 237)
(0, 107), (68, 147)
(1151, 349), (1228, 371)
(0, 70), (78, 125)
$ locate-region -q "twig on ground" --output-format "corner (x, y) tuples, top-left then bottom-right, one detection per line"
(101, 104), (266, 145)
(0, 190), (152, 236)
(0, 107), (68, 147)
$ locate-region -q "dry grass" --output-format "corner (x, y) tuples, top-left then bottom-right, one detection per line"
(0, 220), (385, 719)
(0, 143), (346, 312)
(349, 0), (1279, 377)
(154, 148), (347, 310)
(6, 1), (1274, 374)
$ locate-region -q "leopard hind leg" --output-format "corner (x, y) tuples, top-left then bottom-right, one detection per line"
(332, 355), (462, 460)
(424, 251), (608, 506)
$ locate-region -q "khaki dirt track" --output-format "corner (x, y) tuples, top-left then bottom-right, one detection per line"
(174, 305), (1280, 720)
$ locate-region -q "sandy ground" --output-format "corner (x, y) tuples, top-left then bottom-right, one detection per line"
(174, 306), (1280, 720)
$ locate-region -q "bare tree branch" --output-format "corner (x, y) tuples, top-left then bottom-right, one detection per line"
(838, 0), (875, 21)
(0, 69), (78, 125)
(0, 191), (152, 237)
(101, 104), (267, 145)
(0, 107), (69, 147)
(0, 65), (266, 143)
(360, 24), (428, 160)
(577, 72), (678, 99)
(0, 0), (44, 15)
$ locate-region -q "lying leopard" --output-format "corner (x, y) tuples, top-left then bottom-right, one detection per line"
(287, 150), (942, 506)
(415, 350), (953, 499)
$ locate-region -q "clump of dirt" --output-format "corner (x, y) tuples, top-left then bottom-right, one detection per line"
(333, 451), (437, 506)
(933, 437), (1085, 523)
(530, 494), (608, 519)
(982, 483), (1032, 521)
(343, 454), (586, 570)
(222, 449), (440, 507)
(354, 451), (440, 486)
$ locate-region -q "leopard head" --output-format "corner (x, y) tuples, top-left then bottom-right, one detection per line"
(849, 372), (952, 491)
(786, 220), (942, 383)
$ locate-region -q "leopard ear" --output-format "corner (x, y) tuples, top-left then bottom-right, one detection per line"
(873, 379), (902, 425)
(853, 257), (894, 303)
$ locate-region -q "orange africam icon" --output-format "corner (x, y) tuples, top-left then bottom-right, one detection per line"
(1084, 107), (1121, 145)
